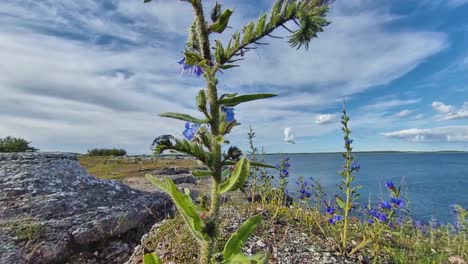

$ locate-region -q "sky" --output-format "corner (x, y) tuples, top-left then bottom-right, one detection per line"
(0, 0), (467, 154)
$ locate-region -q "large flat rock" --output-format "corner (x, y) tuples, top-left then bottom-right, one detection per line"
(0, 153), (172, 264)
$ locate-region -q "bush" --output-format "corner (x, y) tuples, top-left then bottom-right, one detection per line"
(87, 148), (127, 156)
(0, 136), (38, 152)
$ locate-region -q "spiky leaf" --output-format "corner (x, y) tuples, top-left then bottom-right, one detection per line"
(224, 160), (277, 169)
(146, 175), (205, 240)
(219, 156), (250, 194)
(159, 112), (208, 124)
(223, 214), (262, 260)
(210, 9), (233, 33)
(219, 94), (277, 107)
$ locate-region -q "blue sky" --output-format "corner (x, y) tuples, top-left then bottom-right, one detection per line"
(0, 0), (467, 154)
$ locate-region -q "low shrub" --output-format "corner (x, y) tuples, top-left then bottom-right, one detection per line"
(0, 136), (38, 152)
(87, 148), (127, 156)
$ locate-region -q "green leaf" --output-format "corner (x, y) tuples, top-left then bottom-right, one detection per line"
(224, 160), (277, 169)
(210, 9), (233, 33)
(223, 214), (262, 261)
(256, 14), (267, 36)
(224, 252), (268, 264)
(145, 175), (206, 241)
(219, 94), (277, 107)
(159, 112), (208, 124)
(336, 195), (346, 210)
(192, 170), (212, 177)
(143, 253), (162, 264)
(215, 40), (225, 64)
(220, 64), (239, 70)
(184, 51), (203, 65)
(219, 156), (250, 194)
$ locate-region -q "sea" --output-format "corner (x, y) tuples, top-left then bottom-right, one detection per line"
(257, 152), (468, 224)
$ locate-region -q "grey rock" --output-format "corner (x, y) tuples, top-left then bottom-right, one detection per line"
(0, 152), (172, 264)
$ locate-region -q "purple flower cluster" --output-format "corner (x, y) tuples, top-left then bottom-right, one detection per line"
(296, 180), (311, 200)
(276, 157), (291, 179)
(178, 57), (203, 77)
(324, 202), (342, 225)
(368, 208), (387, 223)
(385, 180), (395, 190)
(221, 106), (235, 123)
(183, 122), (200, 141)
(390, 197), (405, 207)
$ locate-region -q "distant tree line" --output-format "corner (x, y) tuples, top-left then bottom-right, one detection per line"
(0, 136), (38, 152)
(87, 148), (127, 156)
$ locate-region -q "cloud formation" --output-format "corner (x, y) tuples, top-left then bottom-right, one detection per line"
(395, 109), (414, 118)
(315, 114), (335, 124)
(432, 101), (468, 120)
(383, 126), (468, 142)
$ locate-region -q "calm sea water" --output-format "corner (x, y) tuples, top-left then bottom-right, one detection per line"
(257, 153), (468, 223)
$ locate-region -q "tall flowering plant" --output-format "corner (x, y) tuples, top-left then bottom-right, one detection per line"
(144, 0), (332, 263)
(334, 107), (362, 254)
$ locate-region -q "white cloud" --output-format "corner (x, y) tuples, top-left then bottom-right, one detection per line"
(414, 114), (425, 119)
(432, 101), (454, 113)
(315, 114), (335, 124)
(383, 126), (468, 142)
(363, 98), (422, 111)
(432, 101), (468, 121)
(395, 109), (414, 118)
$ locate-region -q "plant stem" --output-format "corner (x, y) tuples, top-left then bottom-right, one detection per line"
(192, 1), (221, 263)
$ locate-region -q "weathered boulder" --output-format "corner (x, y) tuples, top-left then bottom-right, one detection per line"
(0, 153), (172, 264)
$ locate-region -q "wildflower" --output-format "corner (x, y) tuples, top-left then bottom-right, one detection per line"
(284, 128), (295, 143)
(345, 139), (353, 145)
(378, 212), (387, 222)
(351, 164), (360, 170)
(328, 215), (343, 224)
(368, 219), (374, 225)
(284, 162), (291, 168)
(388, 221), (395, 229)
(379, 201), (392, 210)
(390, 197), (405, 207)
(368, 208), (380, 218)
(221, 106), (235, 122)
(183, 122), (200, 141)
(385, 180), (395, 190)
(326, 205), (335, 215)
(178, 57), (203, 77)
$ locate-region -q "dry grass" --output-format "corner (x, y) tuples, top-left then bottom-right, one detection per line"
(78, 156), (200, 180)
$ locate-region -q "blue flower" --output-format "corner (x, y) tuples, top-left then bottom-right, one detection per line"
(284, 162), (291, 168)
(378, 212), (387, 222)
(221, 106), (235, 122)
(178, 57), (203, 77)
(368, 219), (374, 224)
(326, 206), (335, 215)
(379, 201), (392, 210)
(345, 139), (354, 145)
(385, 180), (395, 190)
(390, 197), (404, 207)
(328, 215), (343, 224)
(182, 122), (200, 141)
(351, 164), (360, 170)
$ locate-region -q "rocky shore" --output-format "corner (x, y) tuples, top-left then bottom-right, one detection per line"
(1, 153), (365, 264)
